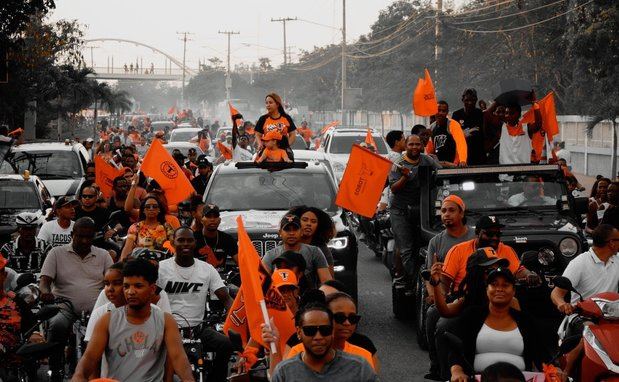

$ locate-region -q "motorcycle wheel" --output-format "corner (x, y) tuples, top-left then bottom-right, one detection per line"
(414, 266), (429, 350)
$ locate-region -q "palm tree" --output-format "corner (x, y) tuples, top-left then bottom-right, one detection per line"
(89, 81), (112, 140)
(102, 88), (133, 127)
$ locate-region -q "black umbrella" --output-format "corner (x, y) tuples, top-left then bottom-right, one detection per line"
(493, 78), (534, 106)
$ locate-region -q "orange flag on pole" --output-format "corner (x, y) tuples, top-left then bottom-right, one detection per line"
(320, 120), (340, 135)
(140, 139), (195, 205)
(521, 91), (559, 161)
(365, 128), (377, 151)
(167, 105), (177, 115)
(413, 69), (438, 117)
(217, 141), (233, 160)
(229, 102), (243, 128)
(335, 144), (393, 218)
(94, 155), (124, 198)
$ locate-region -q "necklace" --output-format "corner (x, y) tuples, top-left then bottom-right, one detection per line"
(174, 260), (196, 280)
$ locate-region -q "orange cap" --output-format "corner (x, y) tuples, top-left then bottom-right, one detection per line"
(443, 195), (465, 212)
(272, 269), (298, 289)
(262, 130), (283, 142)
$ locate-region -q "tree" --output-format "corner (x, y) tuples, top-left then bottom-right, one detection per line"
(89, 81), (112, 140)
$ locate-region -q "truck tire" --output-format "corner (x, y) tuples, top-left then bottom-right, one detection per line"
(415, 266), (429, 350)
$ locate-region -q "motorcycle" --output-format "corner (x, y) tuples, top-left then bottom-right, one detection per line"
(554, 276), (619, 382)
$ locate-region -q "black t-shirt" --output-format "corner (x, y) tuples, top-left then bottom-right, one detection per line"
(105, 197), (132, 232)
(193, 229), (238, 270)
(286, 331), (377, 355)
(452, 108), (486, 165)
(255, 113), (297, 150)
(191, 174), (210, 197)
(75, 206), (110, 228)
(601, 206), (619, 229)
(431, 121), (457, 163)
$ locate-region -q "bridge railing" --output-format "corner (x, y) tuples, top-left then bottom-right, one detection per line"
(91, 66), (189, 76)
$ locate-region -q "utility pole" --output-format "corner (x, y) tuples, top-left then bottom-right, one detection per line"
(341, 0), (347, 125)
(177, 31), (193, 107)
(434, 0), (443, 93)
(219, 30), (240, 101)
(89, 46), (100, 69)
(271, 17), (297, 65)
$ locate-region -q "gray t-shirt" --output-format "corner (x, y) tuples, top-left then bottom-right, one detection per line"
(40, 244), (112, 313)
(272, 350), (378, 382)
(389, 153), (441, 210)
(426, 227), (476, 269)
(262, 243), (329, 289)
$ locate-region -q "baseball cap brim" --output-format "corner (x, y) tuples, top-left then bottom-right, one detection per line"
(486, 268), (516, 285)
(479, 257), (510, 268)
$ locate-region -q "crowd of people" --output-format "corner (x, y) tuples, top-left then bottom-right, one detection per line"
(0, 88), (618, 382)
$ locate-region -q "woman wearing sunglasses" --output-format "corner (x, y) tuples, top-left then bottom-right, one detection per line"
(119, 196), (174, 261)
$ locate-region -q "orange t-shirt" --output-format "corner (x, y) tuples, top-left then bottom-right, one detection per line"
(286, 342), (375, 370)
(442, 239), (521, 291)
(298, 127), (312, 142)
(262, 147), (287, 162)
(255, 114), (296, 149)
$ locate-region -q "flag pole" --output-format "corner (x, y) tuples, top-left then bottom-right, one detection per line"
(259, 300), (278, 354)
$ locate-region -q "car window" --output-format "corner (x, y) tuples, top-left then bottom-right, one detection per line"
(9, 151), (82, 179)
(328, 134), (388, 154)
(206, 171), (337, 212)
(0, 181), (41, 209)
(170, 131), (198, 142)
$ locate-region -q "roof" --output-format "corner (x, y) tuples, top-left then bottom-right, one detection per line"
(292, 150), (328, 161)
(215, 160), (328, 175)
(163, 142), (201, 148)
(171, 127), (201, 133)
(12, 142), (81, 152)
(327, 128), (380, 135)
(436, 164), (562, 176)
(0, 174), (42, 183)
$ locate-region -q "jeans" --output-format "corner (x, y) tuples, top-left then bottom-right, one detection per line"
(46, 308), (78, 382)
(389, 207), (420, 277)
(198, 326), (234, 382)
(426, 305), (456, 379)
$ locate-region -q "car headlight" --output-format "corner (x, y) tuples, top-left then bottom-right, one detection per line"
(328, 237), (348, 250)
(559, 238), (578, 257)
(594, 299), (619, 320)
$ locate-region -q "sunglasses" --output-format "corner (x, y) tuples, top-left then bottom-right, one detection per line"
(301, 325), (333, 337)
(81, 194), (97, 199)
(144, 204), (160, 210)
(333, 313), (361, 325)
(483, 230), (501, 238)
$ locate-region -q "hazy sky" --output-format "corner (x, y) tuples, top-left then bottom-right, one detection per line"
(50, 0), (405, 71)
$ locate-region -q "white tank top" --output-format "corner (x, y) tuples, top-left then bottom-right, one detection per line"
(499, 123), (531, 164)
(474, 323), (525, 372)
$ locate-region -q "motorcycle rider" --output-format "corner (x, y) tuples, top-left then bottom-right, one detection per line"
(158, 227), (234, 382)
(190, 155), (213, 196)
(550, 224), (619, 376)
(37, 196), (78, 249)
(194, 204), (238, 269)
(0, 212), (48, 274)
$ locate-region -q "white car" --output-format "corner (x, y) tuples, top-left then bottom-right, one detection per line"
(0, 173), (54, 236)
(169, 127), (202, 143)
(318, 128), (389, 181)
(0, 142), (90, 197)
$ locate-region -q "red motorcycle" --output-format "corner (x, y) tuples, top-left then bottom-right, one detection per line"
(554, 276), (619, 382)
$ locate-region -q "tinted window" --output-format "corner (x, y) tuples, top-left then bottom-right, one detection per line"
(329, 134), (388, 154)
(0, 181), (41, 209)
(10, 151), (82, 179)
(206, 171), (336, 212)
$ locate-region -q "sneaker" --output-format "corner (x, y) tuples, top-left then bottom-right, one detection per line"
(423, 371), (442, 381)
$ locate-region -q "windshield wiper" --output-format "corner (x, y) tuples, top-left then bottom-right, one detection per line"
(36, 174), (76, 179)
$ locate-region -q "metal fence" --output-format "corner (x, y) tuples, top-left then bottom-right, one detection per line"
(305, 110), (429, 135)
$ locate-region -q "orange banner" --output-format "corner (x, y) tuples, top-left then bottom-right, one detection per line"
(521, 92), (559, 161)
(94, 155), (124, 198)
(217, 141), (233, 160)
(413, 69), (438, 117)
(365, 128), (377, 150)
(223, 216), (295, 351)
(140, 139), (195, 205)
(335, 144), (393, 218)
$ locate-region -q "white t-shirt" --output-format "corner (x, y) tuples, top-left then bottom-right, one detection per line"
(85, 302), (113, 342)
(157, 258), (226, 327)
(92, 288), (171, 314)
(562, 249), (619, 304)
(37, 220), (74, 248)
(233, 145), (254, 162)
(499, 124), (531, 164)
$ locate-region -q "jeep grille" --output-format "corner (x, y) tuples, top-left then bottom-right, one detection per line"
(251, 240), (279, 257)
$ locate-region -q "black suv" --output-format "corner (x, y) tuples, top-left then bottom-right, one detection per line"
(392, 164), (589, 347)
(202, 161), (359, 298)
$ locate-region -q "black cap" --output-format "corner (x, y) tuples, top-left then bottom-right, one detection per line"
(197, 155), (212, 168)
(172, 150), (185, 160)
(272, 250), (307, 273)
(466, 248), (510, 273)
(280, 214), (301, 229)
(486, 267), (516, 285)
(55, 196), (79, 209)
(203, 203), (220, 216)
(476, 215), (505, 230)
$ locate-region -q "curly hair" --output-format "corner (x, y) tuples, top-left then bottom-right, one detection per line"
(287, 205), (335, 246)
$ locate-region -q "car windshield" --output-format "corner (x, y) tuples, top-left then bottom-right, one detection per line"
(9, 151), (82, 179)
(329, 134), (388, 154)
(0, 181), (40, 209)
(170, 131), (198, 142)
(206, 171), (337, 212)
(433, 173), (566, 213)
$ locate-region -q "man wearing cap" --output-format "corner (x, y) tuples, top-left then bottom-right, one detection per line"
(159, 226), (233, 382)
(39, 217), (112, 382)
(232, 120), (254, 162)
(83, 137), (95, 160)
(172, 150), (193, 180)
(190, 155), (213, 196)
(262, 214), (332, 290)
(37, 196), (78, 249)
(1, 212), (48, 274)
(194, 204), (238, 270)
(441, 215), (538, 294)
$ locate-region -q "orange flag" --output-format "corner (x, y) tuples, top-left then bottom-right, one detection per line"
(229, 102), (243, 128)
(217, 141), (233, 160)
(335, 144), (393, 218)
(94, 155), (124, 198)
(140, 139), (195, 205)
(167, 105), (177, 115)
(223, 217), (295, 352)
(413, 69), (438, 117)
(521, 92), (559, 161)
(365, 128), (377, 150)
(320, 120), (340, 135)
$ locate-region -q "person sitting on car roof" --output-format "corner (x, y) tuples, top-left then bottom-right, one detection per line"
(507, 175), (556, 207)
(256, 130), (292, 163)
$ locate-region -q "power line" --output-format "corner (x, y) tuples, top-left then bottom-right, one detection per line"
(451, 0), (567, 25)
(271, 17), (298, 65)
(447, 0), (593, 33)
(347, 22), (431, 59)
(354, 11), (427, 46)
(448, 0), (516, 17)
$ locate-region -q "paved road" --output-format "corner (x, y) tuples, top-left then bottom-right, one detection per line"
(355, 243), (429, 381)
